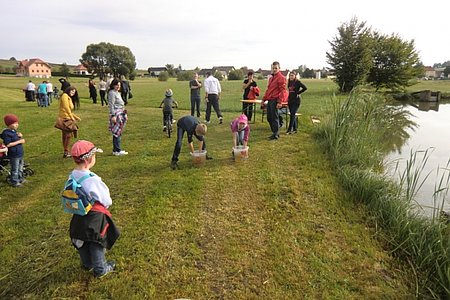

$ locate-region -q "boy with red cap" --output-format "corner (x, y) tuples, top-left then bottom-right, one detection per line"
(1, 114), (26, 187)
(66, 140), (120, 278)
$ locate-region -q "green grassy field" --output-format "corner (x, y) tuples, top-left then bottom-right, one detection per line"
(0, 76), (430, 298)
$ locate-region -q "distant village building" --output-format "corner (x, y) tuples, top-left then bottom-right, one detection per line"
(424, 66), (436, 79)
(198, 68), (214, 77)
(16, 58), (52, 78)
(148, 67), (167, 77)
(74, 64), (89, 75)
(212, 66), (235, 79)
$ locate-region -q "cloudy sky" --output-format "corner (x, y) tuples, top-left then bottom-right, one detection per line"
(2, 0), (448, 71)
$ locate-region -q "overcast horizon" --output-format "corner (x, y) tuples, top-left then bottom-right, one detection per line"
(2, 0), (449, 71)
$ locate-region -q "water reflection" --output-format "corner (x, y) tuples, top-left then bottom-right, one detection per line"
(385, 101), (450, 216)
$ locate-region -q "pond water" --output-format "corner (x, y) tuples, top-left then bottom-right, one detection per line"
(385, 102), (450, 216)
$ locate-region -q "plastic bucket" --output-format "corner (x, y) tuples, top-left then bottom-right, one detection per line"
(191, 150), (207, 166)
(233, 146), (249, 161)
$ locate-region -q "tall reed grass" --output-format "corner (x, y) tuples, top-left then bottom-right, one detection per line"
(314, 90), (450, 298)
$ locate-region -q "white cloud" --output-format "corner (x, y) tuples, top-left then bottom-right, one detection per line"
(2, 0), (448, 70)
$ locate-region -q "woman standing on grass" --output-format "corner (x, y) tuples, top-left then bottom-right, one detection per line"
(57, 86), (81, 158)
(108, 79), (128, 156)
(286, 71), (307, 134)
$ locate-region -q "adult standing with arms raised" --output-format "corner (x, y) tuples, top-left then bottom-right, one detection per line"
(108, 79), (128, 156)
(56, 86), (81, 158)
(204, 71), (223, 124)
(286, 71), (307, 134)
(242, 71), (258, 122)
(189, 73), (202, 118)
(262, 61), (287, 140)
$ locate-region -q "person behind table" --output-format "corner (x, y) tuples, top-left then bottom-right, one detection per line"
(170, 115), (211, 170)
(286, 70), (307, 134)
(262, 61), (287, 140)
(108, 79), (128, 156)
(67, 140), (120, 278)
(1, 114), (26, 187)
(159, 89), (178, 131)
(242, 71), (258, 121)
(230, 113), (250, 149)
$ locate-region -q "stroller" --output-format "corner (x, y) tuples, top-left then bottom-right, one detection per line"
(0, 144), (35, 182)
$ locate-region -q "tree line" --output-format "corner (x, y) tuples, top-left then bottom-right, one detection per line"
(326, 17), (423, 92)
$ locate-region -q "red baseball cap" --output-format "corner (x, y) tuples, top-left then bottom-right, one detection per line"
(4, 114), (19, 126)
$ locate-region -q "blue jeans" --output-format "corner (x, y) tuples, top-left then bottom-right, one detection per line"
(113, 136), (121, 152)
(39, 93), (48, 107)
(235, 131), (244, 146)
(9, 157), (24, 185)
(77, 241), (107, 276)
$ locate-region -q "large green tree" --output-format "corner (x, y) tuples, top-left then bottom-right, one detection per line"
(368, 33), (422, 91)
(80, 42), (136, 78)
(326, 17), (373, 93)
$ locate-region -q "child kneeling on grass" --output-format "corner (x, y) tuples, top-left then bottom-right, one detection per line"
(67, 140), (120, 278)
(230, 114), (250, 149)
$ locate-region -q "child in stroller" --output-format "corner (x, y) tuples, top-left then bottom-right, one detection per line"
(0, 143), (34, 181)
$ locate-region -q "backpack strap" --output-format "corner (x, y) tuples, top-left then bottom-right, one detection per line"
(67, 172), (95, 193)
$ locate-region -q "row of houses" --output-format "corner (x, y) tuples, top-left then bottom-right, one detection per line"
(15, 58), (89, 78)
(14, 58), (447, 80)
(148, 66), (290, 79)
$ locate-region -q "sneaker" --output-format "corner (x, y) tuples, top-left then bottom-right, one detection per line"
(163, 126), (167, 132)
(268, 135), (278, 141)
(219, 117), (223, 124)
(63, 153), (71, 158)
(206, 155), (213, 160)
(286, 131), (293, 135)
(113, 150), (128, 156)
(95, 261), (116, 278)
(11, 182), (24, 188)
(171, 161), (178, 170)
(204, 120), (210, 124)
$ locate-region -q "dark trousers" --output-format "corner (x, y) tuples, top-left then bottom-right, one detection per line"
(171, 127), (206, 162)
(266, 100), (280, 136)
(121, 92), (128, 105)
(205, 94), (222, 121)
(100, 90), (106, 106)
(288, 101), (300, 132)
(163, 111), (173, 125)
(190, 96), (201, 117)
(242, 102), (253, 121)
